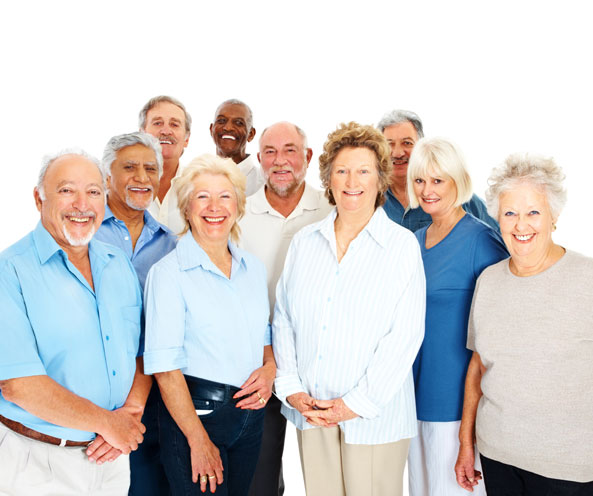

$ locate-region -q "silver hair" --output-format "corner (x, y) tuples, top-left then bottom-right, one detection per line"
(377, 109), (424, 137)
(138, 95), (192, 134)
(37, 148), (105, 201)
(213, 99), (254, 130)
(258, 122), (309, 150)
(486, 153), (567, 220)
(101, 132), (164, 178)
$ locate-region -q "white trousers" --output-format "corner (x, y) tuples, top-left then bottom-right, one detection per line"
(297, 426), (410, 496)
(0, 423), (130, 496)
(408, 420), (486, 496)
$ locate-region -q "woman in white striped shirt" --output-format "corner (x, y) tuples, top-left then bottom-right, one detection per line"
(273, 122), (426, 496)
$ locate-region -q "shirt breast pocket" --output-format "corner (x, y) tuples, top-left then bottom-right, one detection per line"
(120, 305), (142, 356)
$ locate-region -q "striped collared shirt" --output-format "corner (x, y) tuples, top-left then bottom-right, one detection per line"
(273, 207), (425, 444)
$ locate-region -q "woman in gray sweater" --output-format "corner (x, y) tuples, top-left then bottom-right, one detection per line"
(454, 153), (593, 495)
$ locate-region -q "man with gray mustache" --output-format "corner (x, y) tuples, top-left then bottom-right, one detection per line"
(0, 149), (147, 495)
(240, 122), (332, 496)
(95, 132), (176, 496)
(95, 132), (176, 289)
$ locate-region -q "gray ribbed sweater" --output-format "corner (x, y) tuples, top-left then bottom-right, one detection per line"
(467, 250), (593, 483)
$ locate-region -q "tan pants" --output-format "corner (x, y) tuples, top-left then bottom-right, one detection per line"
(297, 426), (410, 496)
(0, 423), (130, 496)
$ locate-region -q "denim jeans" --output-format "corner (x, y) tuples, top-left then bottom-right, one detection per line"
(129, 382), (170, 496)
(159, 376), (265, 496)
(480, 454), (593, 496)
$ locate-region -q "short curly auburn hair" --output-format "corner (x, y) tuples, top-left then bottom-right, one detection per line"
(318, 122), (391, 208)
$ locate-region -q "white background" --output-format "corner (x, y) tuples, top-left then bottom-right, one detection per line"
(1, 2), (591, 494)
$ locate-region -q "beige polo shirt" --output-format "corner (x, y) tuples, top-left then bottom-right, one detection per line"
(239, 183), (333, 317)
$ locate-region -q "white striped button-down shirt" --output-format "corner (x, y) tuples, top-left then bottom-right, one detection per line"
(273, 207), (426, 444)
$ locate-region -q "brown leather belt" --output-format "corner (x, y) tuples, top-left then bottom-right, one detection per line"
(0, 414), (90, 447)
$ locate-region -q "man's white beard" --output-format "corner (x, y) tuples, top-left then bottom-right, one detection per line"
(62, 224), (96, 247)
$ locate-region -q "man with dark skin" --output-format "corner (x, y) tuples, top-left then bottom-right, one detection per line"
(210, 99), (264, 196)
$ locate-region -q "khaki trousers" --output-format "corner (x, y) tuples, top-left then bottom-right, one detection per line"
(0, 423), (130, 496)
(297, 426), (410, 496)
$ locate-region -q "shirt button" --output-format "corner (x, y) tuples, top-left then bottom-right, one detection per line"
(315, 383), (319, 388)
(319, 355), (322, 360)
(112, 370), (116, 376)
(327, 297), (331, 302)
(105, 335), (110, 341)
(322, 325), (326, 330)
(124, 236), (129, 241)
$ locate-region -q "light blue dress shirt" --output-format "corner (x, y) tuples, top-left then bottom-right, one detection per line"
(143, 232), (271, 388)
(0, 223), (142, 441)
(273, 207), (426, 444)
(94, 205), (177, 290)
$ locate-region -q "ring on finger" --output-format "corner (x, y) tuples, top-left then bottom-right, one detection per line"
(256, 391), (262, 399)
(208, 475), (216, 480)
(259, 397), (266, 405)
(200, 475), (208, 483)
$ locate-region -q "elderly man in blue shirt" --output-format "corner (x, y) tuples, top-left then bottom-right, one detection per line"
(377, 109), (498, 232)
(95, 132), (176, 496)
(0, 149), (150, 495)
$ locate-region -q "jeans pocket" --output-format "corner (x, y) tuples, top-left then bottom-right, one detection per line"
(192, 398), (223, 418)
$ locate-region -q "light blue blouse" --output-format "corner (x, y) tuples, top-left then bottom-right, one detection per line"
(143, 232), (271, 388)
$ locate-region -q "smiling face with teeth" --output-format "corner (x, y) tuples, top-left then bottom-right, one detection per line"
(144, 102), (190, 164)
(187, 173), (238, 249)
(35, 154), (105, 253)
(210, 103), (255, 164)
(498, 182), (557, 269)
(330, 147), (380, 218)
(107, 144), (159, 212)
(383, 121), (418, 184)
(258, 122), (311, 199)
(411, 168), (459, 219)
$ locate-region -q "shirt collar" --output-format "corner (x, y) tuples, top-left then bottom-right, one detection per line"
(143, 209), (173, 236)
(33, 221), (118, 265)
(315, 207), (389, 249)
(103, 204), (173, 237)
(248, 182), (323, 215)
(176, 231), (247, 274)
(237, 154), (257, 175)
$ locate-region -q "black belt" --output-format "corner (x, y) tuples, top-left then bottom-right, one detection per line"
(183, 375), (241, 402)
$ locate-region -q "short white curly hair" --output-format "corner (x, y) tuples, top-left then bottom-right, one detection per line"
(486, 153), (567, 220)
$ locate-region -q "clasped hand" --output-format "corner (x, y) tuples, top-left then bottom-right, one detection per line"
(287, 392), (358, 427)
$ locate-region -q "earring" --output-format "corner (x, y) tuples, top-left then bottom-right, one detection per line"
(552, 223), (557, 231)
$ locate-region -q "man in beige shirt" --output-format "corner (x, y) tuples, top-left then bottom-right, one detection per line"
(240, 121), (332, 496)
(140, 95), (192, 234)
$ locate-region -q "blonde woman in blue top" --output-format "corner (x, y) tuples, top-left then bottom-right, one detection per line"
(143, 155), (274, 495)
(406, 138), (508, 495)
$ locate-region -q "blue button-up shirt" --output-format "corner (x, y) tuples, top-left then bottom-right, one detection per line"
(383, 189), (499, 232)
(0, 223), (142, 441)
(143, 232), (271, 388)
(94, 205), (177, 290)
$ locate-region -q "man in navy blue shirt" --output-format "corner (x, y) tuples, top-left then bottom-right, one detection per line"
(95, 132), (177, 496)
(377, 109), (497, 232)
